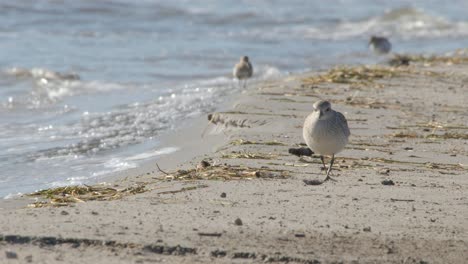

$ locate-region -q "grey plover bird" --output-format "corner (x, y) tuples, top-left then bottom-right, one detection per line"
(303, 100), (350, 183)
(369, 36), (392, 55)
(233, 56), (253, 89)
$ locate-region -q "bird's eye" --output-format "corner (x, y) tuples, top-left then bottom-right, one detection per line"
(326, 108), (330, 112)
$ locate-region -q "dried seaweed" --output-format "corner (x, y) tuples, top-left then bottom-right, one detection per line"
(349, 141), (390, 148)
(391, 131), (419, 138)
(231, 139), (286, 146)
(391, 131), (468, 140)
(164, 164), (289, 181)
(425, 133), (468, 140)
(301, 66), (401, 86)
(342, 97), (389, 109)
(27, 185), (146, 208)
(218, 111), (296, 118)
(365, 157), (464, 171)
(388, 123), (468, 130)
(221, 151), (278, 160)
(157, 185), (208, 195)
(301, 65), (446, 88)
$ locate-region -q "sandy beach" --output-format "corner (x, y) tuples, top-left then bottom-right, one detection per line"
(1, 54), (467, 263)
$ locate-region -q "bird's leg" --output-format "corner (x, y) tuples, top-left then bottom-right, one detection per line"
(320, 155), (327, 170)
(324, 154), (337, 182)
(243, 79), (247, 89)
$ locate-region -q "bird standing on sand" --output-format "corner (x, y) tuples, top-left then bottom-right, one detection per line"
(233, 56), (253, 89)
(369, 36), (392, 55)
(303, 100), (350, 182)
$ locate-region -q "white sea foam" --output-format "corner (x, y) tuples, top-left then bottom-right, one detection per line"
(126, 147), (179, 161)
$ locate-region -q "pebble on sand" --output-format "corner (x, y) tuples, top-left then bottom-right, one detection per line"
(381, 179), (395, 186)
(234, 218), (243, 226)
(5, 250), (18, 259)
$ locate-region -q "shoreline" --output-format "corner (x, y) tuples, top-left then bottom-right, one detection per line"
(1, 53), (467, 263)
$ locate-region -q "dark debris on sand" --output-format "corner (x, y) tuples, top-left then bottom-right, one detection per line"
(288, 147), (314, 157)
(303, 179), (324, 186)
(381, 179), (395, 186)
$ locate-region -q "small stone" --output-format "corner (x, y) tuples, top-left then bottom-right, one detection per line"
(234, 218), (243, 226)
(303, 179), (323, 185)
(378, 168), (390, 175)
(381, 179), (395, 186)
(25, 255), (33, 262)
(61, 210), (69, 215)
(363, 227), (371, 232)
(5, 250), (18, 259)
(91, 211), (99, 215)
(294, 233), (305, 238)
(220, 192), (227, 198)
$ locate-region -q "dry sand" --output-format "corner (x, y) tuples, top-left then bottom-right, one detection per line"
(0, 56), (467, 263)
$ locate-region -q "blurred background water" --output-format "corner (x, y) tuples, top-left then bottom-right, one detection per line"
(1, 0), (468, 198)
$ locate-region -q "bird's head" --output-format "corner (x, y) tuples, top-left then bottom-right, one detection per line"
(313, 100), (333, 120)
(241, 56), (249, 62)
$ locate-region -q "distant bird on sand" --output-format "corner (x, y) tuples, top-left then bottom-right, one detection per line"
(369, 36), (392, 55)
(303, 100), (350, 183)
(233, 56), (253, 89)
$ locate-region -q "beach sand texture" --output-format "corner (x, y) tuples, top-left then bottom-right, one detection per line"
(1, 56), (467, 263)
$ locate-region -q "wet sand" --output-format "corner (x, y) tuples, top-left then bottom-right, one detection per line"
(1, 55), (467, 263)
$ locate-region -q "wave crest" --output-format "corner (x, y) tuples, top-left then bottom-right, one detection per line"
(302, 7), (468, 40)
(1, 67), (125, 109)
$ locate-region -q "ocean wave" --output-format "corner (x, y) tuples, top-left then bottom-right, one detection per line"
(230, 7), (468, 41)
(1, 67), (126, 109)
(5, 67), (80, 81)
(300, 7), (468, 40)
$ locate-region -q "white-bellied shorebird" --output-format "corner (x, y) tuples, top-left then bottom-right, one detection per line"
(303, 100), (350, 183)
(233, 56), (253, 89)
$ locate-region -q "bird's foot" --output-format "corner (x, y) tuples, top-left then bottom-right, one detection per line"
(323, 175), (337, 182)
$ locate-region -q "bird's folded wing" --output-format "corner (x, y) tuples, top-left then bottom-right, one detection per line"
(336, 112), (351, 137)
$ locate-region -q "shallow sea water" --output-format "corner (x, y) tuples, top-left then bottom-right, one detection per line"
(1, 0), (468, 197)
